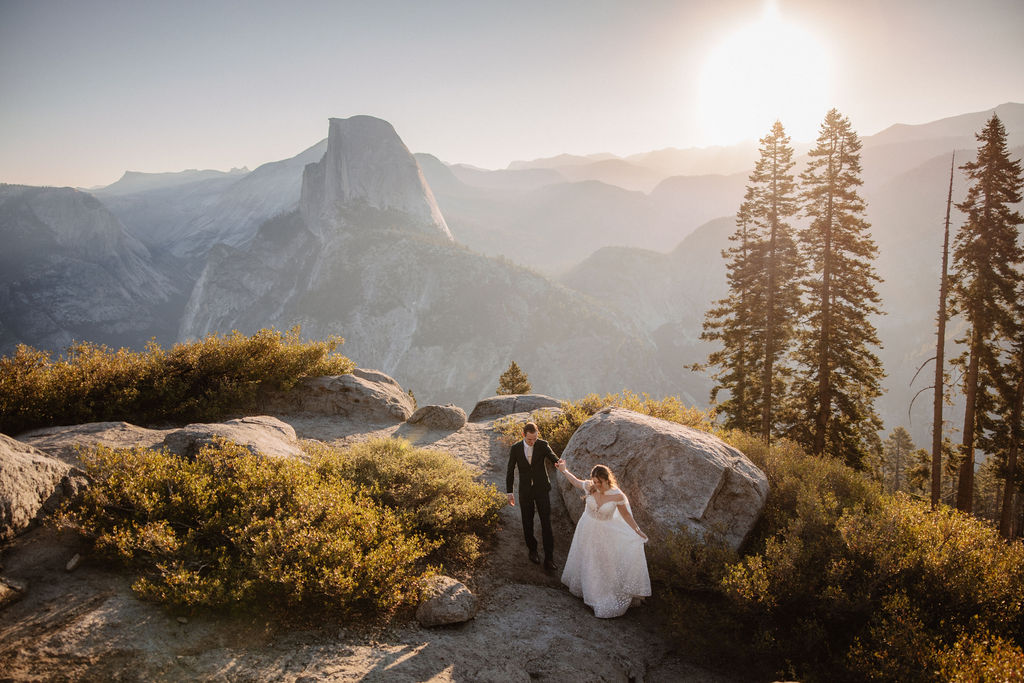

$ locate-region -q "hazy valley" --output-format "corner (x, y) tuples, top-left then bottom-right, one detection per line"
(2, 103), (1023, 445)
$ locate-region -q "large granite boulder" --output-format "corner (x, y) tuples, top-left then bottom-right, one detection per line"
(415, 575), (478, 627)
(558, 408), (768, 550)
(160, 416), (302, 460)
(0, 433), (88, 541)
(406, 404), (467, 431)
(260, 370), (414, 423)
(468, 394), (563, 422)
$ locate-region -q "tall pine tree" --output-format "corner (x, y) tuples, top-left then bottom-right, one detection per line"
(747, 121), (802, 441)
(790, 109), (884, 467)
(949, 113), (1024, 513)
(702, 121), (801, 439)
(701, 206), (761, 432)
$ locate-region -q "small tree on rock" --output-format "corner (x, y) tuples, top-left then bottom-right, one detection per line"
(497, 361), (532, 395)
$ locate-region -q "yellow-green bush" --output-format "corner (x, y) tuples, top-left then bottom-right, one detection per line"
(936, 632), (1024, 682)
(0, 327), (354, 435)
(654, 426), (1024, 680)
(307, 438), (506, 566)
(493, 390), (716, 453)
(59, 437), (502, 620)
(832, 495), (1024, 680)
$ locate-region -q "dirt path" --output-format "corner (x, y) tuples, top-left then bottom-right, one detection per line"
(0, 414), (736, 682)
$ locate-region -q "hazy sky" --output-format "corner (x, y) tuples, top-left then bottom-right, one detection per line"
(2, 0), (1022, 188)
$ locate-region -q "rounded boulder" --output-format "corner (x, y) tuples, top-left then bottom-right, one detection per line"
(558, 407), (768, 551)
(406, 404), (467, 431)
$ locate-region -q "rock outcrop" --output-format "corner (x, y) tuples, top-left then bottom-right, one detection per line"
(558, 408), (768, 550)
(260, 370), (415, 423)
(19, 421), (169, 467)
(415, 575), (478, 627)
(407, 404), (467, 431)
(21, 417), (303, 465)
(160, 416), (302, 460)
(468, 394), (563, 422)
(0, 434), (87, 541)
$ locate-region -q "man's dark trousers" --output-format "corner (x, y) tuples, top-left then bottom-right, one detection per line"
(506, 437), (559, 562)
(520, 484), (553, 560)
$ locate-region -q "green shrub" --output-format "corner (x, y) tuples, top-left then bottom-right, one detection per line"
(493, 390), (716, 453)
(0, 327), (354, 435)
(308, 438), (506, 566)
(59, 437), (499, 620)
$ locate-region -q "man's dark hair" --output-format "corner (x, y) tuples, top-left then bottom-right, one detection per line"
(523, 422), (538, 435)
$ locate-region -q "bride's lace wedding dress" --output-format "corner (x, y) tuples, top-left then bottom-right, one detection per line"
(560, 488), (652, 618)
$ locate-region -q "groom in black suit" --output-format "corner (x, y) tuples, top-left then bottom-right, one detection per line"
(506, 422), (562, 572)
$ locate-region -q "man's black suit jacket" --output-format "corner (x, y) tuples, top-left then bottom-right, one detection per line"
(506, 439), (559, 495)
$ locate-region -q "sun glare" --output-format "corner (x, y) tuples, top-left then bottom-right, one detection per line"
(697, 3), (830, 145)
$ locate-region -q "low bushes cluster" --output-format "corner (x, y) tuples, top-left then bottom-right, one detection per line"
(493, 390), (715, 452)
(307, 438), (506, 566)
(496, 393), (1024, 679)
(0, 327), (354, 435)
(659, 429), (1024, 681)
(59, 437), (504, 621)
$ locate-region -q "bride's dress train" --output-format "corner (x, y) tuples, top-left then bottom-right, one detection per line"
(560, 489), (651, 618)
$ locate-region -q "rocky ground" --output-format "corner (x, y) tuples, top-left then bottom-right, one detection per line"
(0, 412), (742, 682)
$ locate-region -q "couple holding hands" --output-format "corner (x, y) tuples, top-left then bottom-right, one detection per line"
(505, 422), (651, 618)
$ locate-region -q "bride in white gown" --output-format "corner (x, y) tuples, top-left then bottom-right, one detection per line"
(556, 463), (651, 618)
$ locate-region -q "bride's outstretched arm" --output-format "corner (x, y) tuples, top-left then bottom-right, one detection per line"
(556, 462), (588, 490)
(617, 501), (648, 541)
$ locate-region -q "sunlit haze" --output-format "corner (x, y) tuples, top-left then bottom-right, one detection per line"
(1, 0), (1022, 187)
(698, 2), (829, 145)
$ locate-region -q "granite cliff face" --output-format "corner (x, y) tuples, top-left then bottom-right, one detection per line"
(299, 116), (452, 241)
(180, 116), (675, 407)
(0, 185), (179, 353)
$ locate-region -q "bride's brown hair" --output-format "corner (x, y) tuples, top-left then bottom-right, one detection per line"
(587, 464), (618, 494)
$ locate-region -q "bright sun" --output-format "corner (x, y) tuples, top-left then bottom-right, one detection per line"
(697, 3), (830, 145)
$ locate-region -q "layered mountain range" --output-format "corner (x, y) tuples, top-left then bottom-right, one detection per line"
(0, 185), (182, 352)
(178, 116), (673, 406)
(2, 104), (1022, 438)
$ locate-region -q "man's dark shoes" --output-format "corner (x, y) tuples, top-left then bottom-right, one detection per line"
(528, 550), (541, 564)
(543, 558), (558, 572)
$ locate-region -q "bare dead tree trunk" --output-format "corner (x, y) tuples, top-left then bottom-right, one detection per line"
(932, 153), (954, 509)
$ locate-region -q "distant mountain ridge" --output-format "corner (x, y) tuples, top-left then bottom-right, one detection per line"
(2, 103), (1021, 432)
(0, 184), (182, 352)
(178, 115), (676, 407)
(95, 167), (249, 197)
